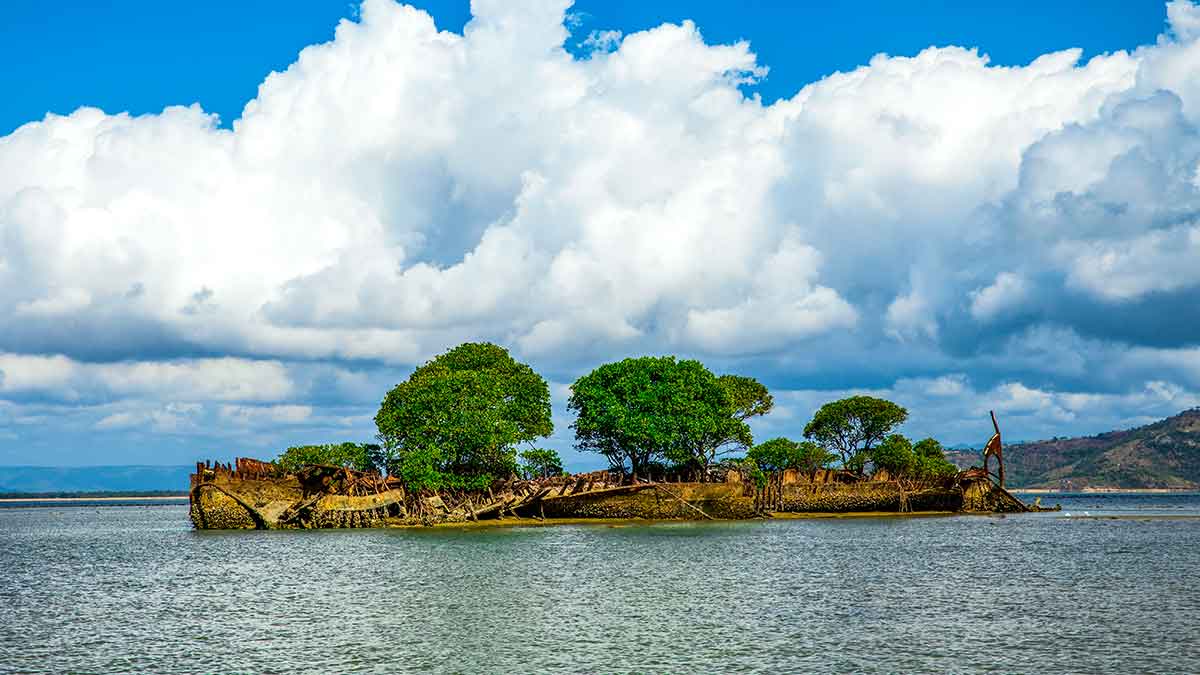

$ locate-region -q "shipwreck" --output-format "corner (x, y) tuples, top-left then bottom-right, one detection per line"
(190, 450), (1039, 531)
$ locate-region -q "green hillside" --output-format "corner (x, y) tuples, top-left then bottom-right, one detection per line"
(954, 409), (1200, 489)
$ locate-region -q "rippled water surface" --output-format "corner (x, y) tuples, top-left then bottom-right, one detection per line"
(2, 494), (1199, 674)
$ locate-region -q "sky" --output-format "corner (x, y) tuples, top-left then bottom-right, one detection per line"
(1, 0), (1198, 469)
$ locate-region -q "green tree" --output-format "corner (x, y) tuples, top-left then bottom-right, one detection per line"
(913, 437), (944, 459)
(718, 375), (774, 421)
(568, 356), (739, 479)
(748, 438), (836, 474)
(803, 395), (909, 474)
(675, 374), (774, 473)
(518, 448), (565, 479)
(375, 342), (553, 491)
(912, 437), (958, 479)
(869, 434), (917, 476)
(276, 443), (380, 473)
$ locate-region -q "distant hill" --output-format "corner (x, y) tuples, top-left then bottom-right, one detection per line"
(0, 465), (192, 494)
(948, 409), (1200, 489)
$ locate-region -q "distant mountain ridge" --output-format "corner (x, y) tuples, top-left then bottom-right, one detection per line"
(0, 465), (192, 494)
(949, 409), (1200, 489)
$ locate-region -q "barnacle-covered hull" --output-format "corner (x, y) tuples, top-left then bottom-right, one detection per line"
(189, 459), (408, 530)
(189, 459), (1033, 530)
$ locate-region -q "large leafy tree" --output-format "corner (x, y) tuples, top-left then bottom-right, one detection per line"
(568, 356), (743, 479)
(674, 374), (774, 472)
(682, 374), (772, 473)
(719, 375), (774, 421)
(803, 395), (908, 474)
(374, 342), (553, 490)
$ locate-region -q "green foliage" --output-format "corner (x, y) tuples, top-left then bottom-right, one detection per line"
(748, 438), (798, 471)
(748, 438), (836, 473)
(865, 435), (958, 480)
(374, 342), (553, 491)
(912, 437), (959, 479)
(743, 458), (768, 490)
(916, 455), (959, 480)
(568, 356), (750, 477)
(798, 441), (838, 473)
(518, 448), (565, 479)
(803, 395), (909, 473)
(718, 375), (774, 421)
(913, 437), (944, 459)
(870, 434), (916, 476)
(276, 443), (380, 473)
(718, 456), (767, 489)
(683, 374), (774, 470)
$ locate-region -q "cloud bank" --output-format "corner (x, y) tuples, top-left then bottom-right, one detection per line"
(4, 0), (1200, 465)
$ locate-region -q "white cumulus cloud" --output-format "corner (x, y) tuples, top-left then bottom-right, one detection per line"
(3, 0), (1200, 464)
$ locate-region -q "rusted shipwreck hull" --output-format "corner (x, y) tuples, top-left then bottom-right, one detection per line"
(189, 458), (1035, 530)
(189, 459), (407, 530)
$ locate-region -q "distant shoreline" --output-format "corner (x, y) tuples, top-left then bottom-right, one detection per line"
(1012, 488), (1196, 494)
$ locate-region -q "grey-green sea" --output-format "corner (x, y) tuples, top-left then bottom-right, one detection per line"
(1, 493), (1198, 674)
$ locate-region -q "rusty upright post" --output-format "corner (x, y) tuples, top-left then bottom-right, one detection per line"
(983, 410), (1004, 488)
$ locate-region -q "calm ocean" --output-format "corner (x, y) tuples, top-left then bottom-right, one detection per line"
(1, 494), (1197, 674)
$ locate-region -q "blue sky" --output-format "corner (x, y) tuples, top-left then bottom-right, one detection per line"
(1, 0), (1199, 469)
(1, 1), (1165, 135)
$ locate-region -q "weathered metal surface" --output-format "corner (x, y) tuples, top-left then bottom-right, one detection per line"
(982, 410), (1006, 488)
(190, 424), (1033, 529)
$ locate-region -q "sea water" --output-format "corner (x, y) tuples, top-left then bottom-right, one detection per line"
(1, 494), (1197, 674)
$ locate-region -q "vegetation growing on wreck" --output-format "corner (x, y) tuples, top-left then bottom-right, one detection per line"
(269, 343), (961, 490)
(276, 443), (382, 473)
(748, 438), (836, 474)
(567, 356), (772, 480)
(373, 342), (554, 491)
(185, 340), (1036, 531)
(803, 395), (909, 473)
(518, 448), (565, 479)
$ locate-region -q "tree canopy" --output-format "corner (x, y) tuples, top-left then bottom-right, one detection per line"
(276, 443), (380, 473)
(374, 342), (553, 491)
(862, 434), (959, 480)
(719, 375), (774, 421)
(870, 434), (917, 476)
(748, 437), (836, 473)
(518, 448), (565, 479)
(912, 437), (958, 479)
(683, 374), (772, 472)
(568, 356), (756, 478)
(802, 395), (908, 473)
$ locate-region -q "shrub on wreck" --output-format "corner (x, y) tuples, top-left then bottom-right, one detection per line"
(803, 395), (909, 474)
(866, 435), (959, 480)
(869, 434), (917, 476)
(749, 438), (836, 474)
(375, 342), (553, 491)
(277, 443), (380, 473)
(912, 438), (959, 479)
(518, 448), (565, 479)
(567, 356), (757, 479)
